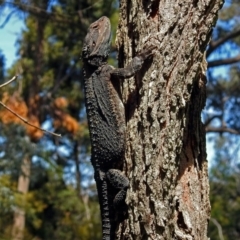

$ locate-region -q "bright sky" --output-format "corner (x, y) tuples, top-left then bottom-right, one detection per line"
(0, 8), (25, 69)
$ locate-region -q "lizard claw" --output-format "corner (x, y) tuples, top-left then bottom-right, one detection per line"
(137, 44), (157, 60)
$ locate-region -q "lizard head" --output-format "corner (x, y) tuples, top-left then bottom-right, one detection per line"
(82, 16), (111, 65)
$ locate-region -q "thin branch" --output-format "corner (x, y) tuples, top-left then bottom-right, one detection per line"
(207, 28), (240, 57)
(206, 126), (240, 135)
(0, 75), (18, 88)
(208, 54), (240, 68)
(0, 75), (61, 137)
(2, 1), (71, 24)
(210, 218), (225, 240)
(0, 101), (61, 138)
(2, 1), (103, 24)
(0, 9), (17, 28)
(204, 114), (222, 127)
(51, 62), (77, 96)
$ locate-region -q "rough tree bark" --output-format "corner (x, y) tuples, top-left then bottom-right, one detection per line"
(115, 1), (224, 239)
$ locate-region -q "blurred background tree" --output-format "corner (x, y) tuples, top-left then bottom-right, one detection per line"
(0, 0), (118, 239)
(204, 0), (240, 239)
(0, 0), (240, 239)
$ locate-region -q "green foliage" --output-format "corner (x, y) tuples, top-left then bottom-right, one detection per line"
(0, 174), (16, 239)
(0, 0), (118, 239)
(208, 137), (240, 239)
(201, 1), (240, 239)
(25, 168), (101, 240)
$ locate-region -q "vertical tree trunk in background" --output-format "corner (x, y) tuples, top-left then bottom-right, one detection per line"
(11, 4), (48, 237)
(12, 156), (31, 240)
(74, 141), (91, 220)
(74, 140), (82, 197)
(116, 1), (224, 239)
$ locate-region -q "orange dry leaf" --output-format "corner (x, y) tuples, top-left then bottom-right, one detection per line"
(63, 114), (79, 134)
(26, 115), (43, 141)
(29, 95), (40, 112)
(54, 97), (68, 109)
(0, 92), (43, 141)
(0, 92), (28, 124)
(53, 98), (80, 135)
(54, 112), (79, 135)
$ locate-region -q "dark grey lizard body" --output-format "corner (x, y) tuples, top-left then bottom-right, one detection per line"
(82, 16), (155, 240)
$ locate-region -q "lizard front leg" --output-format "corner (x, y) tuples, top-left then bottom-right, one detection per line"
(110, 45), (156, 78)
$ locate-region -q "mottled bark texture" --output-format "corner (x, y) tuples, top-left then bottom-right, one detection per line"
(115, 1), (224, 239)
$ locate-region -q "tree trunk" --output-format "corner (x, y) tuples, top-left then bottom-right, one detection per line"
(12, 156), (31, 240)
(115, 1), (224, 239)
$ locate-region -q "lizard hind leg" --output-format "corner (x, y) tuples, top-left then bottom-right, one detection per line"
(106, 169), (129, 207)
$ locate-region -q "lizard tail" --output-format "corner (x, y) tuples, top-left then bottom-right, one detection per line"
(96, 179), (112, 240)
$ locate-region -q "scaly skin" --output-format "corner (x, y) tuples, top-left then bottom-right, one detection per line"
(82, 16), (155, 240)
